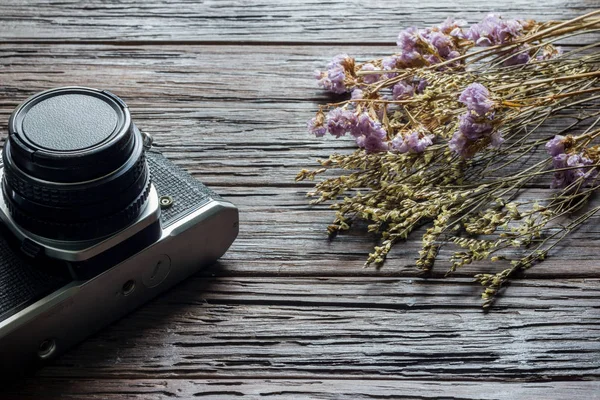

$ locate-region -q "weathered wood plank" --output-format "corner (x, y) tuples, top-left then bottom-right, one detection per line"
(0, 0), (595, 43)
(4, 277), (598, 382)
(6, 378), (600, 400)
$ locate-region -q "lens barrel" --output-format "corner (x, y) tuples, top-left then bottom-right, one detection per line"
(2, 87), (150, 241)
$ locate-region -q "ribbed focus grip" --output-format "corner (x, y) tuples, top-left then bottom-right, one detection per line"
(3, 154), (147, 207)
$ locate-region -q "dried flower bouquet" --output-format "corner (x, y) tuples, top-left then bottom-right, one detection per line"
(297, 11), (600, 307)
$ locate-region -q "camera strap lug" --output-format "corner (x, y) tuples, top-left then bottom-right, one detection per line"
(141, 130), (153, 150)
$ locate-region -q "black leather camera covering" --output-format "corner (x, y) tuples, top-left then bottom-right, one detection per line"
(0, 149), (220, 321)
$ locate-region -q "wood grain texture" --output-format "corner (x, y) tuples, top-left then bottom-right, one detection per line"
(5, 277), (600, 384)
(9, 379), (600, 400)
(0, 0), (596, 43)
(1, 1), (600, 399)
(6, 379), (600, 400)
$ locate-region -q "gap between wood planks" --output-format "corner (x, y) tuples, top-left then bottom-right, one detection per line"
(0, 39), (588, 47)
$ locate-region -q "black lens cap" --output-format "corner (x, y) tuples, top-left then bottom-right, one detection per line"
(7, 87), (134, 183)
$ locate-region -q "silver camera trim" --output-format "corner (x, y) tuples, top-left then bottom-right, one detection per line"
(0, 167), (162, 262)
(0, 196), (238, 372)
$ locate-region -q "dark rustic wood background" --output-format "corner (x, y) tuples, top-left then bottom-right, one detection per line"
(1, 1), (600, 399)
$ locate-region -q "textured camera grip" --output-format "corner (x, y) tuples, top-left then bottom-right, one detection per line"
(0, 232), (68, 320)
(146, 149), (220, 227)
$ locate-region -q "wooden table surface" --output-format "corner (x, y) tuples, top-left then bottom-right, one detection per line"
(1, 1), (600, 399)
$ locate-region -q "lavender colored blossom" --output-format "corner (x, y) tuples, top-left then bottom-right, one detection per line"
(352, 113), (387, 139)
(438, 17), (467, 38)
(351, 113), (389, 153)
(490, 131), (505, 147)
(360, 63), (381, 84)
(428, 31), (454, 58)
(416, 78), (428, 93)
(551, 152), (597, 189)
(545, 135), (566, 157)
(568, 154), (595, 180)
(397, 27), (420, 53)
(402, 51), (423, 66)
(382, 55), (400, 78)
(326, 108), (357, 138)
(392, 131), (433, 153)
(459, 83), (494, 116)
(450, 107), (502, 158)
(448, 131), (469, 157)
(307, 116), (327, 137)
(458, 112), (493, 140)
(351, 88), (364, 100)
(392, 81), (415, 100)
(503, 47), (531, 66)
(394, 20), (466, 68)
(314, 54), (354, 94)
(466, 14), (524, 47)
(357, 134), (390, 153)
(424, 54), (441, 65)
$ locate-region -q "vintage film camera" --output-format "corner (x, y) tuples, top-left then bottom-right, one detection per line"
(0, 87), (238, 373)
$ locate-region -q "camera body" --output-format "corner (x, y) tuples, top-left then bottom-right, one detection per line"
(0, 87), (238, 373)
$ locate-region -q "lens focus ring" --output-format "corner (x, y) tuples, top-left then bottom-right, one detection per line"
(3, 176), (151, 240)
(2, 152), (146, 208)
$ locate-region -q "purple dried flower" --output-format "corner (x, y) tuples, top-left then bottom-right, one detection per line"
(399, 50), (422, 66)
(503, 46), (531, 66)
(351, 113), (389, 153)
(327, 53), (354, 69)
(357, 134), (390, 153)
(326, 66), (348, 93)
(438, 17), (467, 38)
(551, 152), (597, 189)
(450, 106), (502, 158)
(428, 31), (454, 58)
(448, 131), (469, 157)
(458, 112), (493, 140)
(424, 54), (441, 65)
(447, 50), (461, 60)
(459, 83), (494, 116)
(351, 88), (364, 100)
(392, 20), (466, 70)
(392, 81), (415, 100)
(466, 14), (524, 47)
(397, 27), (420, 52)
(416, 78), (428, 93)
(490, 131), (505, 147)
(360, 63), (381, 84)
(315, 54), (355, 94)
(392, 131), (434, 153)
(546, 135), (566, 157)
(568, 154), (595, 180)
(326, 108), (357, 138)
(382, 55), (400, 78)
(307, 116), (327, 137)
(352, 113), (387, 139)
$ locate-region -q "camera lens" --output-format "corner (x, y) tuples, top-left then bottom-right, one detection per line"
(2, 87), (150, 241)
